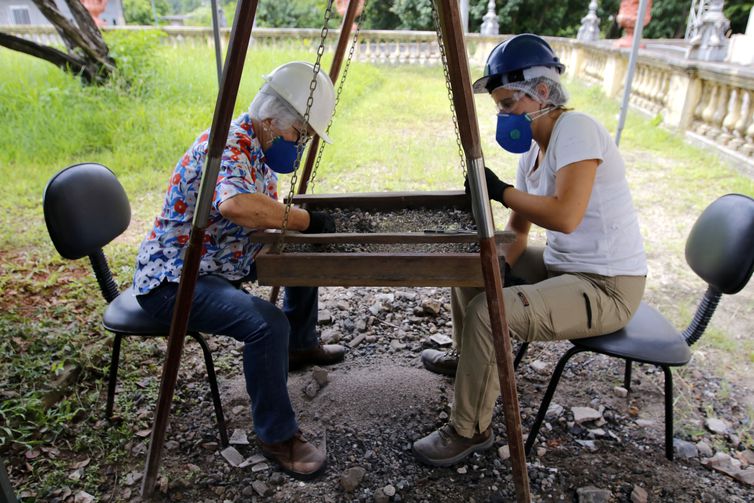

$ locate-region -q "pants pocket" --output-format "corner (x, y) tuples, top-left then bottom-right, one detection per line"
(538, 284), (599, 340)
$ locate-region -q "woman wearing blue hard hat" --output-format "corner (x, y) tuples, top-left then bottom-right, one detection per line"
(414, 34), (647, 466)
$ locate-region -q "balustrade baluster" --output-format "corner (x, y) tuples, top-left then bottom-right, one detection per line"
(699, 83), (720, 136)
(708, 84), (729, 140)
(720, 87), (741, 145)
(729, 90), (751, 152)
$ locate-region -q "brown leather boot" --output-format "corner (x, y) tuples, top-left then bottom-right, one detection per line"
(412, 423), (493, 467)
(260, 430), (326, 480)
(289, 343), (346, 371)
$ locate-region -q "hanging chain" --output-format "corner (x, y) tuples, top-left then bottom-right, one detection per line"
(308, 0), (370, 193)
(276, 0), (335, 253)
(431, 1), (467, 177)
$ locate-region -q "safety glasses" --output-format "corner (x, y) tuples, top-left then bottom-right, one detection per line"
(495, 91), (525, 113)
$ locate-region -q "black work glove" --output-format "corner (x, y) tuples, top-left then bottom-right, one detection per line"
(304, 211), (336, 234)
(502, 261), (527, 287)
(464, 167), (513, 208)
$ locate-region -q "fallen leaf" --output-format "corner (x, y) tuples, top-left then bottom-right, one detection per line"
(71, 458), (90, 469)
(135, 429), (152, 438)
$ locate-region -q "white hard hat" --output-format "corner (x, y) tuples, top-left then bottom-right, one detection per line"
(263, 62), (336, 143)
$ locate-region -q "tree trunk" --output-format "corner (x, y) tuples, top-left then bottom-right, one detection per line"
(0, 0), (115, 84)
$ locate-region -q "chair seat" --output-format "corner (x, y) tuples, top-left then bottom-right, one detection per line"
(103, 286), (169, 335)
(572, 302), (692, 366)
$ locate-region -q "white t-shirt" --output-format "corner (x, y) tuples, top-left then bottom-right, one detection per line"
(515, 111), (647, 276)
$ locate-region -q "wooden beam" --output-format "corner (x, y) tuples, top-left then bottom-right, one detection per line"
(140, 0), (259, 497)
(256, 249), (499, 287)
(434, 0), (531, 501)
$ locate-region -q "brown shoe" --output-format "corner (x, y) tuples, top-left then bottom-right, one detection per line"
(260, 430), (326, 480)
(289, 343), (346, 371)
(421, 348), (458, 376)
(413, 423), (493, 467)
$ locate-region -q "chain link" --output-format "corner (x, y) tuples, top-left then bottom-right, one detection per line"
(431, 2), (467, 177)
(308, 0), (369, 193)
(276, 0), (334, 253)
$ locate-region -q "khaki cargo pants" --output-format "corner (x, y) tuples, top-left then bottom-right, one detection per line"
(449, 247), (646, 438)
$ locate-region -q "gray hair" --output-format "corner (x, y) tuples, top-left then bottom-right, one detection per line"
(248, 83), (307, 131)
(503, 76), (569, 107)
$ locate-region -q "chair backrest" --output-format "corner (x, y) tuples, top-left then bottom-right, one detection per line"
(685, 193), (754, 295)
(682, 193), (754, 345)
(43, 163), (131, 260)
(43, 163), (131, 303)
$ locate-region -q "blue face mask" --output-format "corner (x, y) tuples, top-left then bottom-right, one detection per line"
(264, 136), (299, 174)
(495, 113), (533, 154)
(495, 107), (554, 154)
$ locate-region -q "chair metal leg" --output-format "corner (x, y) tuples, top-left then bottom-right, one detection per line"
(525, 346), (587, 455)
(1, 456), (18, 503)
(189, 332), (229, 447)
(513, 342), (529, 370)
(624, 359), (633, 391)
(106, 333), (123, 419)
(661, 365), (674, 461)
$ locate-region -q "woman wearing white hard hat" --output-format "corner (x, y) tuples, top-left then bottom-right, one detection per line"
(133, 62), (342, 479)
(414, 34), (647, 467)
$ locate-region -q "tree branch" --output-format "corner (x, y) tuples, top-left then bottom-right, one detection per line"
(31, 0), (115, 74)
(0, 31), (97, 82)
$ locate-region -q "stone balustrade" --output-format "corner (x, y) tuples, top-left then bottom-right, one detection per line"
(3, 25), (753, 167)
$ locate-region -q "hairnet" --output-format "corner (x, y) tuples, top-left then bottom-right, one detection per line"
(502, 76), (569, 107)
(248, 84), (307, 132)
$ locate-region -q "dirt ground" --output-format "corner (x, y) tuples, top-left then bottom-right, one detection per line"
(54, 277), (750, 503)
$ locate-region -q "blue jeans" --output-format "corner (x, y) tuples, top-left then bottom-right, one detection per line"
(136, 274), (319, 443)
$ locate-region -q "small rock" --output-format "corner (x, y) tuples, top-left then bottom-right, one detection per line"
(238, 454), (266, 468)
(457, 465), (467, 474)
(321, 329), (340, 343)
(368, 303), (382, 316)
(390, 339), (407, 351)
(124, 471), (142, 486)
(231, 405), (245, 415)
(373, 488), (389, 503)
(630, 485), (648, 503)
(530, 360), (549, 374)
(252, 481), (271, 497)
(318, 309), (333, 324)
(421, 299), (442, 316)
(576, 440), (597, 452)
(304, 380), (320, 398)
(429, 333), (453, 346)
(74, 492), (95, 503)
(165, 440), (180, 450)
(312, 367), (329, 386)
(498, 445), (510, 460)
(536, 447), (547, 457)
(613, 386), (628, 398)
(220, 446), (244, 467)
(251, 462), (270, 473)
(588, 428), (606, 438)
(383, 484), (396, 497)
(229, 429), (249, 446)
(696, 440), (713, 458)
(735, 467), (754, 486)
(340, 466), (366, 492)
(572, 407), (602, 424)
(705, 417), (728, 434)
(545, 403), (564, 420)
(576, 486), (611, 503)
(673, 438), (698, 460)
(635, 419), (655, 427)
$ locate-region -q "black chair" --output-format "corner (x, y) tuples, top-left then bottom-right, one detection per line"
(43, 163), (228, 447)
(520, 193), (754, 460)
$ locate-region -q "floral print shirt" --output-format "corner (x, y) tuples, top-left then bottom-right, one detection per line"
(133, 113), (277, 295)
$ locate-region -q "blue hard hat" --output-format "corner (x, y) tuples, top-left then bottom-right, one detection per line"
(472, 34), (565, 94)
